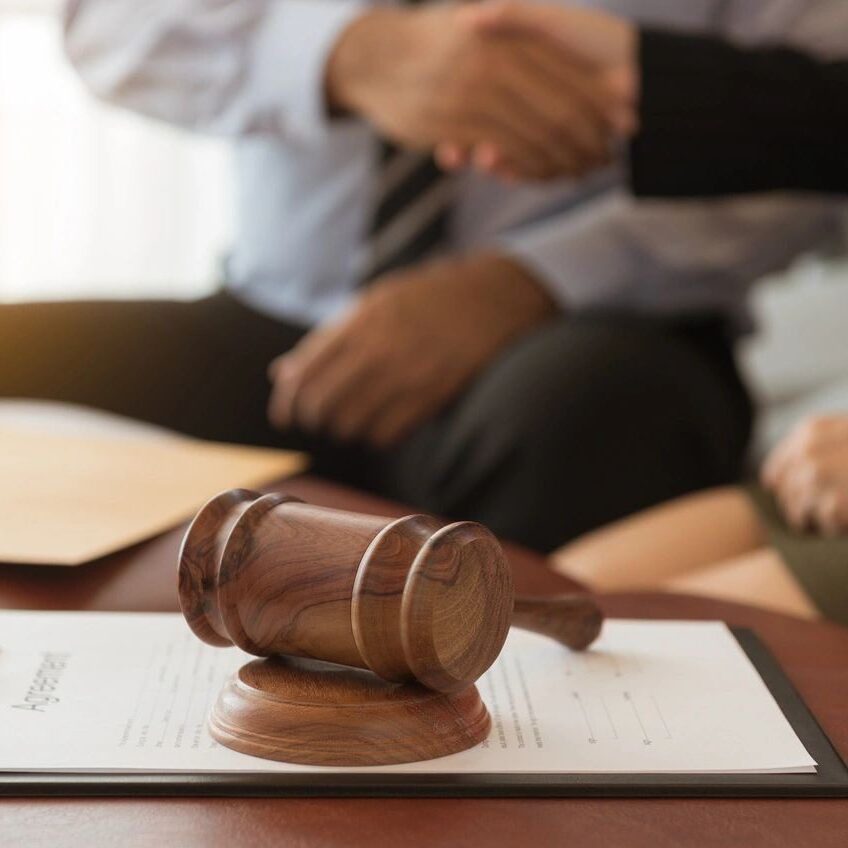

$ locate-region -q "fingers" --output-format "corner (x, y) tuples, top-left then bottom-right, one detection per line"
(761, 435), (795, 491)
(452, 66), (588, 180)
(814, 489), (848, 537)
(369, 391), (436, 448)
(762, 419), (814, 489)
(467, 1), (565, 44)
(445, 45), (617, 180)
(437, 28), (627, 181)
(266, 322), (350, 430)
(438, 141), (519, 183)
(268, 340), (428, 447)
(512, 33), (615, 157)
(328, 370), (402, 443)
(793, 481), (848, 536)
(454, 2), (637, 181)
(455, 104), (562, 181)
(604, 67), (640, 134)
(472, 143), (519, 182)
(762, 416), (848, 490)
(435, 142), (472, 171)
(267, 299), (432, 445)
(269, 327), (443, 448)
(776, 463), (819, 531)
(492, 57), (610, 179)
(468, 0), (637, 72)
(286, 344), (377, 435)
(762, 415), (848, 535)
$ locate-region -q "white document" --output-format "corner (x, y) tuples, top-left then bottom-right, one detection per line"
(0, 611), (815, 775)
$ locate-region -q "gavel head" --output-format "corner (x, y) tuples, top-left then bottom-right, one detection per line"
(178, 489), (514, 693)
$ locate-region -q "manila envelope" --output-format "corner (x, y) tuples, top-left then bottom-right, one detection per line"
(0, 427), (307, 566)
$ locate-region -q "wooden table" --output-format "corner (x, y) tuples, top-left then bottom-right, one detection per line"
(2, 475), (847, 848)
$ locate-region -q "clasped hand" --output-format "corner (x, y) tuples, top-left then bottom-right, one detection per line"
(434, 2), (639, 181)
(327, 1), (633, 181)
(762, 415), (848, 536)
(267, 2), (638, 446)
(267, 256), (555, 447)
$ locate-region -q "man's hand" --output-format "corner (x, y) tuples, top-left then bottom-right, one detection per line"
(326, 2), (620, 180)
(435, 1), (639, 182)
(267, 255), (557, 447)
(762, 415), (848, 535)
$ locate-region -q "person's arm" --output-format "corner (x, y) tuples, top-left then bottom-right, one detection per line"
(632, 29), (848, 197)
(64, 0), (366, 140)
(762, 415), (848, 534)
(65, 0), (614, 175)
(495, 190), (841, 319)
(452, 1), (848, 194)
(478, 0), (848, 316)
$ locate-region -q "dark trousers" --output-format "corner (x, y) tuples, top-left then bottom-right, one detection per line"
(0, 291), (752, 552)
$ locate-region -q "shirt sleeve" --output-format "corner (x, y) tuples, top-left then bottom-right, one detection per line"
(630, 28), (848, 197)
(64, 0), (366, 139)
(495, 0), (848, 316)
(496, 190), (842, 318)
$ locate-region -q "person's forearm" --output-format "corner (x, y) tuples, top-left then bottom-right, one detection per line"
(630, 29), (848, 197)
(64, 0), (364, 138)
(499, 189), (841, 321)
(325, 2), (614, 179)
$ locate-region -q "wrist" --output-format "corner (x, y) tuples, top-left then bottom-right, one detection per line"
(325, 8), (408, 115)
(467, 253), (560, 326)
(614, 18), (638, 70)
(621, 22), (641, 103)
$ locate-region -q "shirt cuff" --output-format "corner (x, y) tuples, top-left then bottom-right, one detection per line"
(496, 196), (636, 312)
(246, 0), (367, 140)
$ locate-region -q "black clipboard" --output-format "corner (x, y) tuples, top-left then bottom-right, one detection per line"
(2, 628), (847, 798)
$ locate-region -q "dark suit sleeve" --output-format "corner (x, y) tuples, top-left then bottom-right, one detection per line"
(629, 29), (848, 197)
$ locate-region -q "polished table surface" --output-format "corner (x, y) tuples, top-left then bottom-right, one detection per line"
(1, 475), (847, 848)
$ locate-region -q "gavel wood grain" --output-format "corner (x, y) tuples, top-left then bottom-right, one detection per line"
(178, 489), (603, 766)
(211, 656), (491, 767)
(179, 489), (516, 693)
(512, 595), (604, 652)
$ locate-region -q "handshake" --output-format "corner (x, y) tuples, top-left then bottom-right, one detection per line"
(327, 1), (637, 182)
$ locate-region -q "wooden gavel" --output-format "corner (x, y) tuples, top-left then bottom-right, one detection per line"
(178, 489), (603, 694)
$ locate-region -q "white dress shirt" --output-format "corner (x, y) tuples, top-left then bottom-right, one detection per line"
(64, 0), (848, 329)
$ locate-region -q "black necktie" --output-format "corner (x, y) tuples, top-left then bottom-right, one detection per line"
(359, 2), (454, 283)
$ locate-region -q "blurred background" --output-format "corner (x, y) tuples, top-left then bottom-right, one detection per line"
(0, 0), (231, 302)
(2, 0), (847, 463)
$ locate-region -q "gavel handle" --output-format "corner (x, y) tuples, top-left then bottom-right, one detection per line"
(512, 594), (604, 651)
